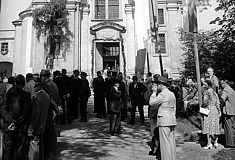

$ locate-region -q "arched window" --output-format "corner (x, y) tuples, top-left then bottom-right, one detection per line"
(95, 0), (119, 20)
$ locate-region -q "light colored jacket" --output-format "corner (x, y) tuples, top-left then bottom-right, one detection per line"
(23, 80), (35, 97)
(221, 85), (235, 115)
(149, 88), (176, 127)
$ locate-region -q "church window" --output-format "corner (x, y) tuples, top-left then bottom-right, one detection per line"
(158, 9), (164, 24)
(102, 43), (119, 56)
(1, 42), (9, 55)
(108, 0), (119, 19)
(95, 0), (119, 20)
(159, 34), (166, 53)
(95, 0), (106, 19)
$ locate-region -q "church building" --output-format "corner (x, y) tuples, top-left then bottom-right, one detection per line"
(0, 0), (185, 79)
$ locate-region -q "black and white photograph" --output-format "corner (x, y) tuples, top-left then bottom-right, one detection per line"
(0, 0), (235, 159)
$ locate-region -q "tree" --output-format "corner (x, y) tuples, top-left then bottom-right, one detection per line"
(33, 0), (73, 69)
(210, 0), (235, 42)
(179, 28), (235, 82)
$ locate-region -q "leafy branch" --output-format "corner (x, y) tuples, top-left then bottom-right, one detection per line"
(32, 0), (73, 60)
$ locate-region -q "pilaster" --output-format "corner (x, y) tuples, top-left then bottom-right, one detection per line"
(19, 10), (33, 75)
(12, 20), (22, 75)
(166, 2), (182, 73)
(125, 3), (135, 75)
(80, 5), (90, 74)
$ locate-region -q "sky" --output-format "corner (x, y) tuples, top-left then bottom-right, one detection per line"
(0, 0), (31, 30)
(197, 0), (223, 30)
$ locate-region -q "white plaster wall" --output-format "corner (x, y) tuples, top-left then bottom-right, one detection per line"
(0, 30), (15, 63)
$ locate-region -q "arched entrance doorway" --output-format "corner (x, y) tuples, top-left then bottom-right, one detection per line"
(0, 62), (13, 78)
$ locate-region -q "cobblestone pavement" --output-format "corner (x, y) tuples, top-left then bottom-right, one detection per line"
(56, 96), (223, 160)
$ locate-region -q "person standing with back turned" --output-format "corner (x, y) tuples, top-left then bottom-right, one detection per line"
(149, 76), (176, 160)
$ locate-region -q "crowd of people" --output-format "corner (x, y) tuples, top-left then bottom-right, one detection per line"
(0, 66), (234, 160)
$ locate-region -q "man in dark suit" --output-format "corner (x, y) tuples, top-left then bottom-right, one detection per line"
(109, 80), (122, 135)
(79, 72), (91, 122)
(1, 75), (32, 160)
(71, 70), (82, 120)
(93, 71), (106, 118)
(60, 69), (72, 124)
(129, 76), (147, 124)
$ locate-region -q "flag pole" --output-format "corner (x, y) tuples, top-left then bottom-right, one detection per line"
(147, 52), (150, 73)
(150, 0), (164, 75)
(194, 32), (202, 108)
(159, 53), (164, 76)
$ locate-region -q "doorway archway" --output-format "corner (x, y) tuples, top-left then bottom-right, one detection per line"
(0, 62), (13, 78)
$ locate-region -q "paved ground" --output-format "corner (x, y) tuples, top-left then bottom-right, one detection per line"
(56, 96), (225, 160)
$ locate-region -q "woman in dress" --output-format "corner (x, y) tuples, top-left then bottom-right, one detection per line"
(203, 80), (221, 149)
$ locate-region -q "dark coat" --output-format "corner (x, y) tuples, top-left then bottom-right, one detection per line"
(105, 76), (115, 97)
(80, 78), (91, 98)
(42, 79), (61, 113)
(129, 82), (147, 105)
(28, 90), (50, 136)
(60, 75), (72, 96)
(0, 87), (32, 132)
(110, 87), (122, 113)
(93, 76), (105, 96)
(71, 77), (82, 98)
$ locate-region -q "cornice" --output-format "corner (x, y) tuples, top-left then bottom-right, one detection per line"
(90, 21), (126, 35)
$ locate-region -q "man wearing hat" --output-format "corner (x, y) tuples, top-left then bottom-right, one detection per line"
(149, 76), (176, 160)
(129, 76), (147, 124)
(109, 80), (122, 135)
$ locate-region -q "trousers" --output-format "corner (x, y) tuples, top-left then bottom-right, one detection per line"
(110, 111), (121, 134)
(224, 115), (235, 147)
(159, 126), (176, 160)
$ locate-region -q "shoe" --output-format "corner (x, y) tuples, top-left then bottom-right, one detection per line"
(204, 144), (213, 149)
(214, 143), (219, 148)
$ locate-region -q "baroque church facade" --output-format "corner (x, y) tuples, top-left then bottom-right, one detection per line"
(0, 0), (184, 79)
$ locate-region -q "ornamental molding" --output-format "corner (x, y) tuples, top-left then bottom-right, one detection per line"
(1, 50), (9, 56)
(90, 22), (126, 35)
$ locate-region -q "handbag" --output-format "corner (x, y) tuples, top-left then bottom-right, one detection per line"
(199, 107), (210, 115)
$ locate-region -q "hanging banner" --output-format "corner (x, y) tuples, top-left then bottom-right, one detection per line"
(183, 0), (198, 33)
(135, 49), (147, 78)
(148, 0), (158, 40)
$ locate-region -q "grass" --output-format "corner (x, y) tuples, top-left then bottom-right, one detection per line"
(176, 117), (200, 142)
(212, 149), (235, 160)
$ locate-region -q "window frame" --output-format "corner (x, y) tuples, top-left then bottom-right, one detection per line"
(158, 8), (165, 25)
(158, 33), (166, 54)
(157, 7), (166, 27)
(93, 0), (121, 21)
(1, 42), (9, 55)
